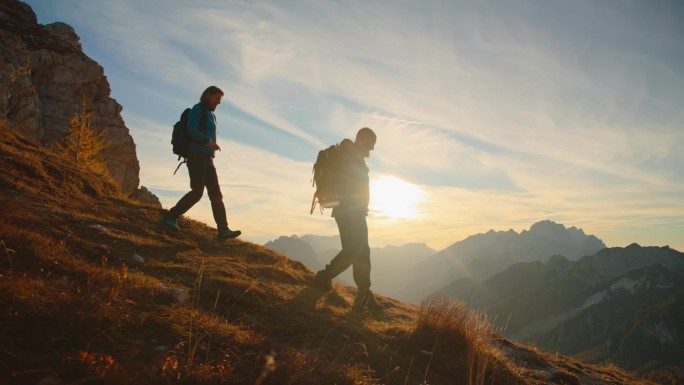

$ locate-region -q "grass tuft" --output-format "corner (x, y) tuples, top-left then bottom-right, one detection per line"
(409, 295), (517, 385)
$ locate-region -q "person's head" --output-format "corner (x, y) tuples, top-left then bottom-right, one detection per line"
(354, 127), (376, 158)
(200, 86), (224, 111)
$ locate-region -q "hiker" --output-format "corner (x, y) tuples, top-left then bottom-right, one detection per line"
(312, 127), (382, 312)
(161, 86), (241, 240)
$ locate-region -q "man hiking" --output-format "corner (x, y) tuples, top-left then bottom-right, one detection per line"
(312, 127), (382, 312)
(161, 86), (241, 240)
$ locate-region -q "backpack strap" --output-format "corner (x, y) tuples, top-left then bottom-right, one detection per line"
(173, 158), (186, 175)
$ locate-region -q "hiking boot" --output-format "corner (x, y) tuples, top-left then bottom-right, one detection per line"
(312, 270), (333, 292)
(161, 216), (180, 231)
(217, 228), (241, 240)
(352, 290), (384, 313)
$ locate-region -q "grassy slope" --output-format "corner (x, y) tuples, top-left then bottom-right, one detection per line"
(0, 123), (657, 385)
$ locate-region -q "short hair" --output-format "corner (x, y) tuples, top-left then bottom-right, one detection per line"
(356, 127), (376, 143)
(200, 86), (224, 103)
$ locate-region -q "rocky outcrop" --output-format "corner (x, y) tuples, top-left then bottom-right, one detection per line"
(0, 0), (140, 193)
(129, 186), (162, 208)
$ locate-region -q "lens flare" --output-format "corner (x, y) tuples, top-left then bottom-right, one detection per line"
(370, 176), (425, 220)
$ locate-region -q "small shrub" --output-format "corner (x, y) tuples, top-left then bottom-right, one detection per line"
(53, 95), (110, 177)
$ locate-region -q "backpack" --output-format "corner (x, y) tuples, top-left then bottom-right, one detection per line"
(310, 142), (346, 214)
(171, 107), (206, 174)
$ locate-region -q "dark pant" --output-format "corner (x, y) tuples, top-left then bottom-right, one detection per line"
(323, 214), (371, 292)
(168, 153), (228, 231)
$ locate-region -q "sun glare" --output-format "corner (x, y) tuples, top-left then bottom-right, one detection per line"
(370, 176), (425, 220)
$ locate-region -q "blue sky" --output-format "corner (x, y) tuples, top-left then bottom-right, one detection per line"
(25, 0), (684, 251)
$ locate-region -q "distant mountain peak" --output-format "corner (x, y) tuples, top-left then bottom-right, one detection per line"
(527, 219), (567, 233)
(402, 220), (607, 304)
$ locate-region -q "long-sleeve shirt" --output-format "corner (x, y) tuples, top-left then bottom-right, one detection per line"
(187, 102), (217, 157)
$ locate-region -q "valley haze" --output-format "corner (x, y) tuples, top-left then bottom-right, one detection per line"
(23, 0), (684, 252)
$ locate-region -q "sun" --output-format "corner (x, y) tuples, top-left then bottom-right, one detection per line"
(370, 176), (425, 220)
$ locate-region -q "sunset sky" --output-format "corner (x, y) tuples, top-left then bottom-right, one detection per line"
(25, 0), (684, 251)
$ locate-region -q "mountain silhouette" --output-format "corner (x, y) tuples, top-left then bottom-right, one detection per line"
(438, 243), (684, 376)
(400, 220), (606, 303)
(264, 235), (323, 269)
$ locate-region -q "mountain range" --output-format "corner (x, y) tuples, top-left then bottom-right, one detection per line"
(437, 243), (684, 373)
(265, 220), (607, 304)
(401, 220), (606, 303)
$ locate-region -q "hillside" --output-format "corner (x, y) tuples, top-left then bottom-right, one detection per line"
(0, 124), (661, 384)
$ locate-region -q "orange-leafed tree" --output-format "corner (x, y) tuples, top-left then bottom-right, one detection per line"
(54, 96), (109, 176)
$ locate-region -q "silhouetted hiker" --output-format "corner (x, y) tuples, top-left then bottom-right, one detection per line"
(312, 127), (383, 312)
(161, 86), (241, 240)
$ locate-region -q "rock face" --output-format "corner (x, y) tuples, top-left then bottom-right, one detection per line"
(0, 0), (140, 193)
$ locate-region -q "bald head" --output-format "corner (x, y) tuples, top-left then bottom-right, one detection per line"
(355, 127), (376, 157)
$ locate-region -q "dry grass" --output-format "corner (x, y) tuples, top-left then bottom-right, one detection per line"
(408, 295), (518, 385)
(0, 122), (661, 385)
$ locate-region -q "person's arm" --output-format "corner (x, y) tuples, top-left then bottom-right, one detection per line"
(187, 105), (210, 145)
